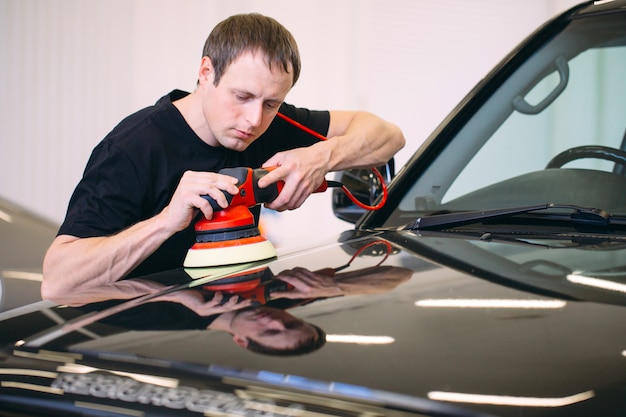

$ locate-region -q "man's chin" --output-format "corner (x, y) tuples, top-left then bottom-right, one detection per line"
(223, 141), (250, 152)
(223, 137), (255, 152)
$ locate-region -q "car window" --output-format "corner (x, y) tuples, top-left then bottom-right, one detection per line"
(386, 13), (626, 227)
(444, 46), (626, 203)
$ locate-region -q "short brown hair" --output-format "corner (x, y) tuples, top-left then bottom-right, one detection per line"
(202, 13), (301, 87)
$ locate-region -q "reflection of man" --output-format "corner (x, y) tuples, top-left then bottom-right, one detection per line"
(208, 305), (325, 356)
(51, 263), (409, 356)
(76, 300), (324, 357)
(203, 264), (411, 355)
(52, 272), (325, 356)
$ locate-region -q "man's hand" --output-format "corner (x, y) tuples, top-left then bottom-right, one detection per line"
(162, 170), (240, 232)
(271, 267), (343, 299)
(164, 290), (254, 317)
(258, 143), (331, 211)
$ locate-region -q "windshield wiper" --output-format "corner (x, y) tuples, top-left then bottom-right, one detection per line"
(405, 203), (613, 230)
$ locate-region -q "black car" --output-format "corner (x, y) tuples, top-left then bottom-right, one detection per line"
(1, 1), (625, 416)
(0, 196), (57, 313)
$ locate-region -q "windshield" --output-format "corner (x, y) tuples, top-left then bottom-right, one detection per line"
(385, 12), (626, 228)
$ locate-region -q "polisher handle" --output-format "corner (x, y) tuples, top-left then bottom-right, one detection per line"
(252, 167), (328, 200)
(200, 167), (280, 212)
(200, 168), (242, 212)
(201, 166), (327, 212)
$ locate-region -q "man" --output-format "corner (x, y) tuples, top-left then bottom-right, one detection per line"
(42, 13), (405, 299)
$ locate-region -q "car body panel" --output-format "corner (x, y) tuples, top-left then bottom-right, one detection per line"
(0, 196), (58, 313)
(1, 231), (625, 416)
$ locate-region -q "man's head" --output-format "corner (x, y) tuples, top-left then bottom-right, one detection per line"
(185, 13), (300, 150)
(228, 306), (326, 356)
(202, 13), (301, 87)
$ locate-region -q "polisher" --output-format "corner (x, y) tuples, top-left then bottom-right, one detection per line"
(183, 166), (329, 268)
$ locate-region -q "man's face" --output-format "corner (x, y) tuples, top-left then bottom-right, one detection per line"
(229, 306), (319, 351)
(199, 51), (293, 150)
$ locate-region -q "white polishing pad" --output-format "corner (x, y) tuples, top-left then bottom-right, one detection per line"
(183, 239), (277, 268)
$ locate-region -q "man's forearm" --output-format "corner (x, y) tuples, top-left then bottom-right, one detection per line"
(324, 110), (405, 171)
(41, 212), (174, 301)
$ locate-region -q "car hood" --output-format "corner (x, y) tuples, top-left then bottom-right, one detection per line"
(0, 196), (58, 313)
(1, 228), (625, 417)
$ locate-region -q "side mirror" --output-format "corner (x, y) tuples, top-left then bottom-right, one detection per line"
(332, 159), (395, 224)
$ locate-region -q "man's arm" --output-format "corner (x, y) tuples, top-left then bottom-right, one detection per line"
(42, 217), (173, 301)
(325, 110), (406, 171)
(41, 171), (240, 300)
(259, 110), (405, 210)
(46, 273), (253, 317)
(270, 265), (413, 299)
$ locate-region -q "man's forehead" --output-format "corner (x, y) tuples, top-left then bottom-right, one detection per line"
(224, 50), (294, 86)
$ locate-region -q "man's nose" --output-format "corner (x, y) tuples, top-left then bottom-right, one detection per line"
(245, 102), (263, 127)
(265, 318), (286, 330)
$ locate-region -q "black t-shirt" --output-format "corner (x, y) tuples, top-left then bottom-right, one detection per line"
(59, 90), (330, 277)
(78, 299), (219, 331)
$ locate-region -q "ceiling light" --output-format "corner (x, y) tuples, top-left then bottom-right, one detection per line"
(1, 270), (43, 281)
(326, 335), (395, 344)
(0, 209), (12, 223)
(415, 299), (566, 309)
(567, 274), (626, 294)
(428, 390), (594, 407)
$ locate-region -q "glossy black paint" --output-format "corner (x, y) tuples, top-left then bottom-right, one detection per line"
(0, 197), (57, 312)
(1, 229), (625, 416)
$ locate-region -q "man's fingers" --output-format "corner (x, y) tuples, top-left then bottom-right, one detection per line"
(178, 171), (242, 217)
(262, 172), (312, 211)
(257, 165), (287, 188)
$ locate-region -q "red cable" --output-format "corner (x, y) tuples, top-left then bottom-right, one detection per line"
(276, 111), (388, 211)
(349, 239), (393, 267)
(276, 111), (328, 142)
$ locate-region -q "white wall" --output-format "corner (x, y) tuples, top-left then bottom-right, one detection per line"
(0, 0), (581, 248)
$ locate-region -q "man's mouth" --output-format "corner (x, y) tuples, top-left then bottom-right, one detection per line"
(234, 129), (254, 140)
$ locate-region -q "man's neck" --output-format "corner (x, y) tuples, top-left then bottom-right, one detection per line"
(207, 310), (236, 331)
(172, 91), (217, 146)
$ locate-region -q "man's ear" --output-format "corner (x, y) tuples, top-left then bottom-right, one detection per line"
(232, 334), (249, 348)
(198, 56), (214, 85)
